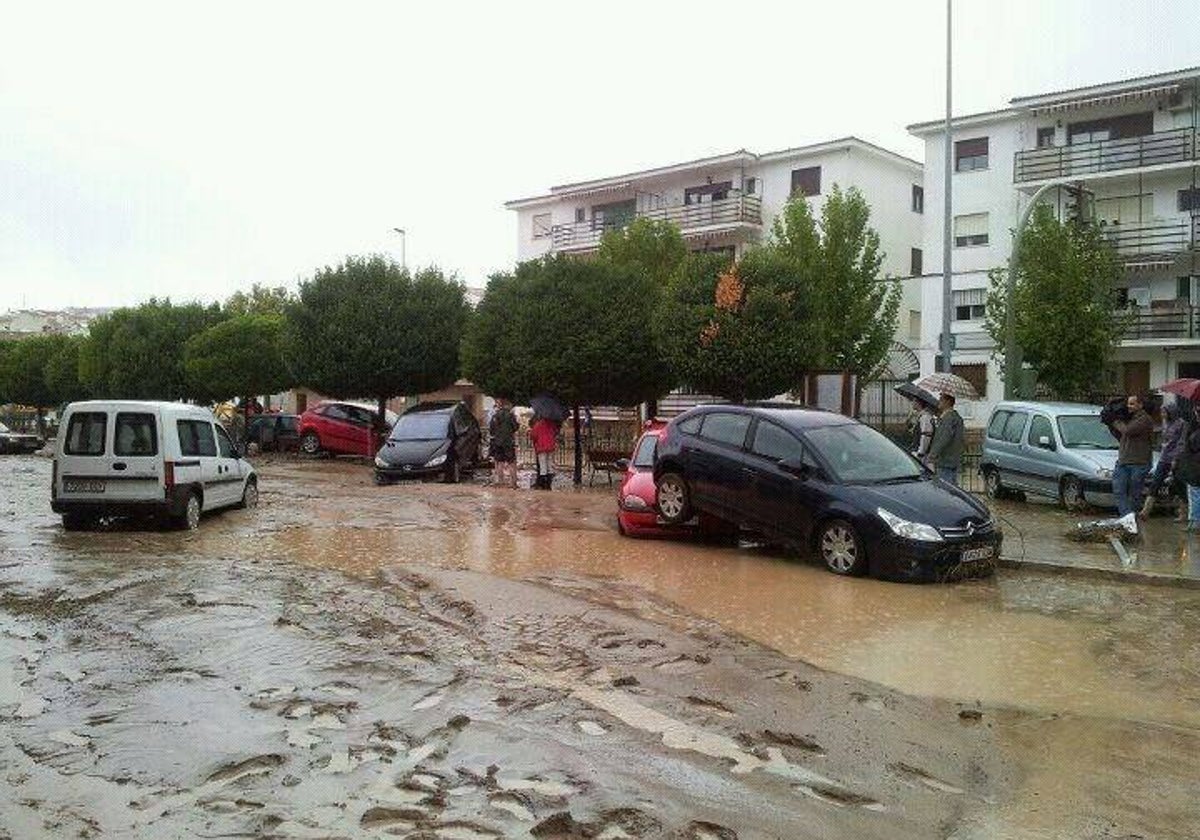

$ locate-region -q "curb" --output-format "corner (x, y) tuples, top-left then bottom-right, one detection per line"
(999, 556), (1200, 590)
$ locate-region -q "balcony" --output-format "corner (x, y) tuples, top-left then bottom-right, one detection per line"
(1120, 305), (1200, 343)
(1102, 217), (1198, 262)
(550, 194), (762, 252)
(1014, 127), (1196, 183)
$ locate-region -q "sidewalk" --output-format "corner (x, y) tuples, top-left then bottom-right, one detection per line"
(989, 498), (1200, 588)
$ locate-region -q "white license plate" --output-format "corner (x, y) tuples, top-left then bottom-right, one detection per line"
(64, 479), (105, 493)
(961, 545), (994, 563)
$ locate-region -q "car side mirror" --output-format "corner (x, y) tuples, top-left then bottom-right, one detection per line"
(614, 458), (630, 471)
(779, 456), (813, 479)
(1037, 435), (1055, 450)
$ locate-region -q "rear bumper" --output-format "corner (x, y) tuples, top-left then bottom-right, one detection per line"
(52, 486), (193, 519)
(870, 532), (1002, 583)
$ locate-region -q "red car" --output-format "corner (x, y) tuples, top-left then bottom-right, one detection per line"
(298, 401), (396, 457)
(616, 422), (735, 540)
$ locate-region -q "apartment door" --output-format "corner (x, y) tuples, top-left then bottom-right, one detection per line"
(1123, 361), (1150, 396)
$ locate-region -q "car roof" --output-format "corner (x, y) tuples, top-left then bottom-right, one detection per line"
(402, 401), (458, 415)
(682, 403), (854, 431)
(991, 401), (1102, 416)
(64, 400), (212, 416)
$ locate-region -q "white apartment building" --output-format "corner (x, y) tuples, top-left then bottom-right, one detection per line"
(911, 66), (1200, 425)
(506, 137), (928, 372)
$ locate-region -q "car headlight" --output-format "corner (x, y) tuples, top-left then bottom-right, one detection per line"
(374, 455), (388, 468)
(424, 454), (447, 467)
(877, 508), (944, 542)
(1096, 467), (1112, 479)
(622, 494), (651, 511)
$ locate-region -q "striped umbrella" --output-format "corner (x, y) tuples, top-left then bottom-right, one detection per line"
(914, 372), (980, 401)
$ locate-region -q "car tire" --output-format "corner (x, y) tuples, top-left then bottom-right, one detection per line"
(656, 472), (692, 525)
(373, 472), (390, 486)
(984, 468), (1007, 500)
(616, 515), (628, 537)
(818, 519), (867, 576)
(443, 458), (461, 484)
(172, 492), (202, 532)
(237, 478), (258, 510)
(1061, 475), (1086, 510)
(61, 513), (94, 532)
(300, 432), (321, 456)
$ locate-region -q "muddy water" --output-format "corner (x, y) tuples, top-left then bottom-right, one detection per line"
(260, 477), (1200, 731)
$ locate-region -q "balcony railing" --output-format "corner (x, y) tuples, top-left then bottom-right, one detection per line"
(1014, 127), (1196, 183)
(1120, 305), (1200, 341)
(550, 194), (763, 252)
(1102, 218), (1195, 260)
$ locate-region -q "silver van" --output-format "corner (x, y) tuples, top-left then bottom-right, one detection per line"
(979, 401), (1130, 508)
(52, 400), (258, 531)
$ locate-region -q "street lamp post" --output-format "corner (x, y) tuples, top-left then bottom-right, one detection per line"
(1002, 182), (1057, 398)
(939, 0), (953, 373)
(392, 227), (407, 271)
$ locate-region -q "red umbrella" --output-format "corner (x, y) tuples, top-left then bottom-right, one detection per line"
(1160, 378), (1200, 401)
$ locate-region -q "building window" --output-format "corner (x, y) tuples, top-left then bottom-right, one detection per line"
(911, 184), (924, 213)
(532, 213), (551, 239)
(745, 177), (757, 195)
(908, 310), (921, 342)
(684, 181), (732, 205)
(1095, 193), (1152, 225)
(952, 288), (986, 321)
(1179, 188), (1200, 212)
(910, 247), (923, 276)
(954, 213), (989, 247)
(954, 137), (989, 172)
(1178, 276), (1192, 302)
(791, 166), (821, 197)
(575, 207), (586, 223)
(1036, 127), (1056, 148)
(951, 363), (988, 398)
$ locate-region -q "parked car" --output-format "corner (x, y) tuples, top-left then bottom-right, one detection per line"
(244, 413), (301, 454)
(0, 421), (43, 454)
(298, 402), (396, 457)
(653, 404), (999, 582)
(51, 400), (258, 531)
(374, 401), (480, 484)
(980, 400), (1155, 509)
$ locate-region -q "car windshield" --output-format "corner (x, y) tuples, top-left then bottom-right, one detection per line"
(390, 414), (450, 440)
(1057, 415), (1118, 450)
(631, 434), (657, 468)
(804, 423), (923, 484)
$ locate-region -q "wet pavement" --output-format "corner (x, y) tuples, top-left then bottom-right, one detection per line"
(1, 455), (1198, 838)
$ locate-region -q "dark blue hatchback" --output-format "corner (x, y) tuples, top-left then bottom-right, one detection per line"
(653, 404), (999, 582)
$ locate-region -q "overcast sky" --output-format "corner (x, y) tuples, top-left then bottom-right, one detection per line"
(2, 0), (1197, 311)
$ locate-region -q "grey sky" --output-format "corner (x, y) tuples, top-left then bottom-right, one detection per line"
(2, 0), (1197, 311)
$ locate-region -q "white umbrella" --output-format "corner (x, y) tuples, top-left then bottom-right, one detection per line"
(914, 372), (979, 401)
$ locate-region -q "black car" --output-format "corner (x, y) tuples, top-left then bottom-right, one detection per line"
(0, 421), (43, 454)
(244, 413), (301, 454)
(653, 404), (1000, 582)
(374, 402), (481, 484)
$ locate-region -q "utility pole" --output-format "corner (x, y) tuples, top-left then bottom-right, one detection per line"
(939, 0), (953, 373)
(1003, 182), (1058, 398)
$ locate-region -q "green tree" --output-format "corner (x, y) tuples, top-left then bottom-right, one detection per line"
(462, 255), (675, 482)
(225, 284), (294, 318)
(79, 300), (224, 400)
(285, 255), (469, 423)
(43, 334), (87, 406)
(0, 334), (82, 435)
(184, 314), (293, 429)
(985, 205), (1125, 399)
(770, 185), (900, 378)
(596, 217), (689, 286)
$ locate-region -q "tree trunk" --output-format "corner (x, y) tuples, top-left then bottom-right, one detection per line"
(645, 397), (658, 421)
(573, 404), (582, 486)
(243, 396), (251, 445)
(35, 408), (46, 441)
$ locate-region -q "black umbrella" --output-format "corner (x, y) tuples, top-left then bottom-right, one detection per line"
(529, 393), (568, 423)
(894, 381), (938, 409)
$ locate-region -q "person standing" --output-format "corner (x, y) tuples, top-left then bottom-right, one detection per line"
(530, 413), (559, 490)
(1175, 404), (1200, 532)
(927, 393), (965, 486)
(488, 398), (518, 489)
(910, 398), (938, 467)
(1141, 401), (1184, 518)
(1110, 393), (1154, 518)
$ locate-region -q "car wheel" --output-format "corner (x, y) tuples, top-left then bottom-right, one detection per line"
(984, 468), (1007, 500)
(1061, 475), (1086, 510)
(443, 458), (461, 484)
(237, 479), (258, 510)
(300, 432), (321, 456)
(172, 492), (202, 531)
(818, 519), (867, 576)
(61, 513), (94, 532)
(373, 471), (390, 486)
(656, 472), (692, 525)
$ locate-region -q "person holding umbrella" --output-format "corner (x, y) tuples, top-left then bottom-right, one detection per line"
(528, 394), (566, 491)
(927, 392), (965, 486)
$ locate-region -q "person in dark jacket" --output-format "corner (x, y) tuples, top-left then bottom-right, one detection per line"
(1111, 393), (1154, 517)
(1176, 405), (1200, 531)
(927, 393), (965, 486)
(1141, 401), (1185, 518)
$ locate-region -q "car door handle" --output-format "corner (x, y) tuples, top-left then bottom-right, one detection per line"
(112, 462), (127, 471)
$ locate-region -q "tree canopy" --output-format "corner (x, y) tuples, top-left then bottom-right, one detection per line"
(224, 284), (294, 318)
(285, 255), (469, 419)
(596, 217), (689, 286)
(184, 314), (292, 406)
(985, 204), (1125, 399)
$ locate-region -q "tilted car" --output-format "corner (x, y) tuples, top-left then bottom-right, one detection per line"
(298, 401), (396, 457)
(374, 402), (481, 484)
(0, 421), (43, 454)
(52, 400), (258, 531)
(653, 404), (999, 582)
(244, 412), (301, 454)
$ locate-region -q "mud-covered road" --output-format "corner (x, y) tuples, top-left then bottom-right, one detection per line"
(2, 456), (1198, 839)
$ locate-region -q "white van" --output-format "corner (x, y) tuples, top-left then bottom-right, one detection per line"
(52, 400), (258, 531)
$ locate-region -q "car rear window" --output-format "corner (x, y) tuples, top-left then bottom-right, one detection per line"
(631, 434), (657, 468)
(699, 413), (751, 448)
(986, 411), (1010, 440)
(279, 416), (299, 432)
(177, 420), (217, 457)
(115, 413), (158, 456)
(64, 412), (107, 456)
